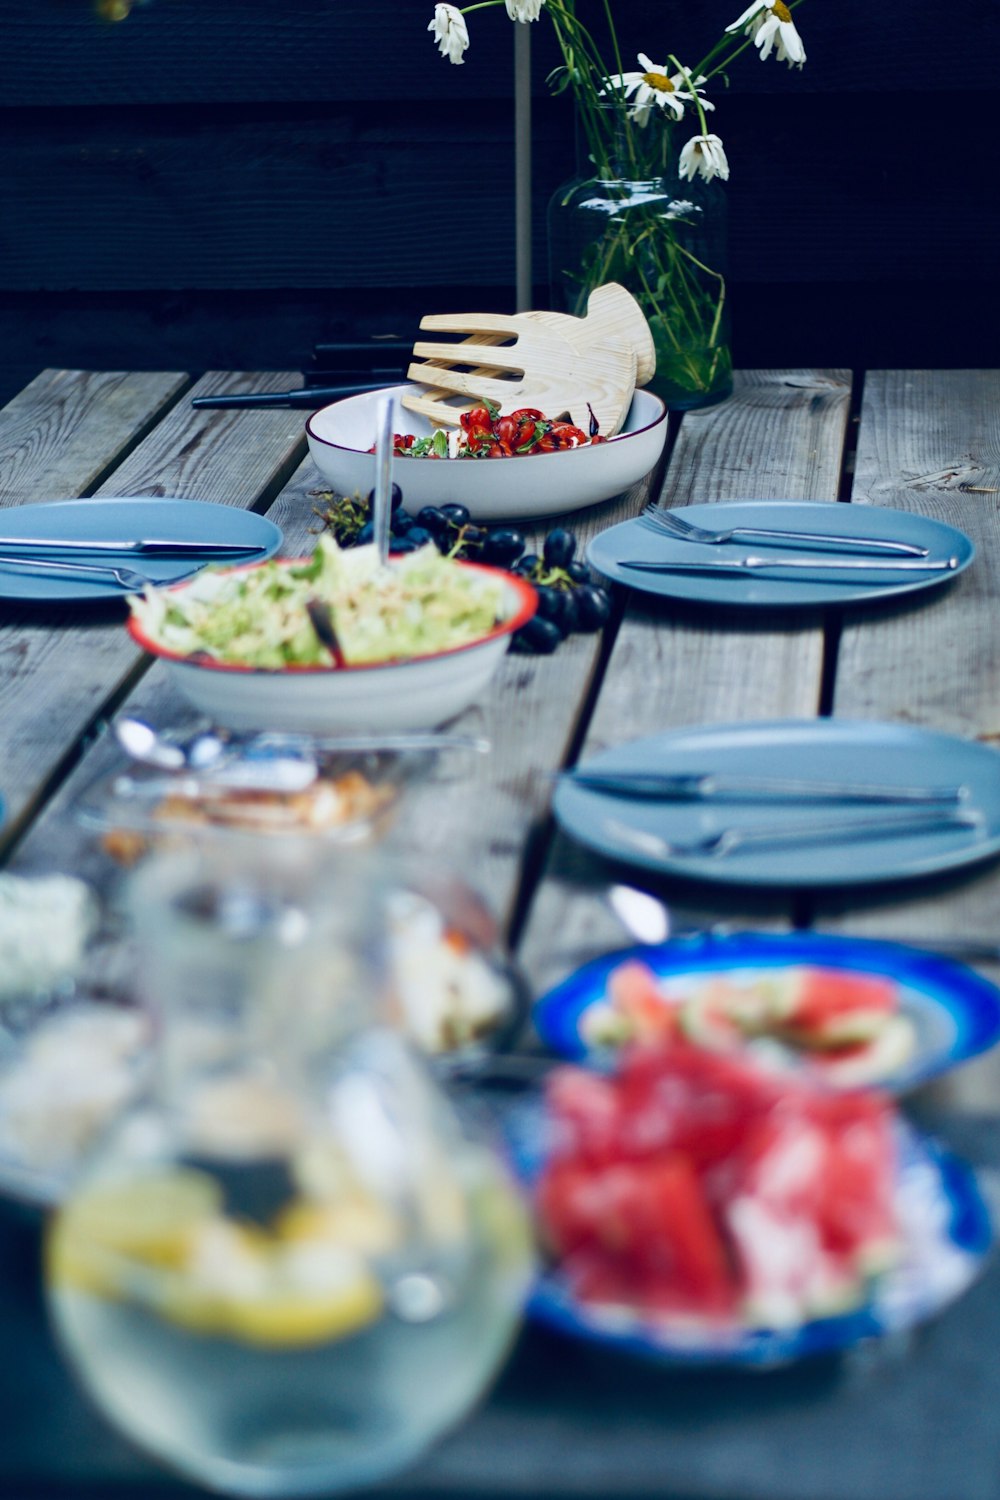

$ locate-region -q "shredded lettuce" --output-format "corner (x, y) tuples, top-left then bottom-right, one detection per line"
(129, 537), (509, 668)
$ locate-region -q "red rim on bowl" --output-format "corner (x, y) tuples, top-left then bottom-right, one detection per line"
(125, 556), (538, 675)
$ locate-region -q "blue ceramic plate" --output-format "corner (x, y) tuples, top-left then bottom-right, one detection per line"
(553, 720), (1000, 888)
(533, 931), (1000, 1093)
(587, 500), (975, 610)
(0, 497), (283, 601)
(505, 1099), (993, 1369)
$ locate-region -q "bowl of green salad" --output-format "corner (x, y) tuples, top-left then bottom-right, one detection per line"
(126, 537), (536, 732)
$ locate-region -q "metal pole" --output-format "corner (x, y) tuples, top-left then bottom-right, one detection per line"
(514, 21), (533, 311)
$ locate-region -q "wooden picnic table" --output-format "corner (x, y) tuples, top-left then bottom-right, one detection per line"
(2, 366), (1000, 1499)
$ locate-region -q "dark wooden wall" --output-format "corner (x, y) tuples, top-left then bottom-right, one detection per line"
(1, 0), (998, 401)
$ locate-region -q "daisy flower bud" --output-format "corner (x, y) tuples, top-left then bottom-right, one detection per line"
(429, 3), (470, 64)
(725, 1), (806, 68)
(678, 134), (731, 183)
(505, 0), (545, 19)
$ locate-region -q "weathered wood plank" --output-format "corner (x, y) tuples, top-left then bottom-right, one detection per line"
(836, 370), (1000, 738)
(815, 372), (1000, 1025)
(0, 369), (189, 505)
(279, 457), (663, 938)
(517, 369), (853, 990)
(0, 371), (308, 853)
(2, 97), (997, 292)
(11, 432), (663, 946)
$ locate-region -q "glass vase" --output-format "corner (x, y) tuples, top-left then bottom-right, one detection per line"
(548, 112), (733, 411)
(45, 844), (532, 1498)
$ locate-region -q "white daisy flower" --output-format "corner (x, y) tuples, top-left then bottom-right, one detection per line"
(429, 3), (470, 64)
(602, 55), (715, 126)
(505, 0), (544, 20)
(678, 134), (731, 183)
(726, 0), (806, 67)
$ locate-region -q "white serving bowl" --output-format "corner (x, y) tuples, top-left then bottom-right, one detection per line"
(126, 559), (536, 733)
(306, 382), (668, 522)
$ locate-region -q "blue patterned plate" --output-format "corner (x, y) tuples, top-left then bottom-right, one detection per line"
(533, 931), (1000, 1093)
(504, 1098), (992, 1369)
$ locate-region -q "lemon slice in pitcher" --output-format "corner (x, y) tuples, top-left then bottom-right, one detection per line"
(161, 1221), (384, 1348)
(48, 1168), (222, 1297)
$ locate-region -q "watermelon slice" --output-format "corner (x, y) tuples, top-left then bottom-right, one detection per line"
(582, 960), (681, 1048)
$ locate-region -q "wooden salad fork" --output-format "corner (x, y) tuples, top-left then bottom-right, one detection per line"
(403, 282), (654, 438)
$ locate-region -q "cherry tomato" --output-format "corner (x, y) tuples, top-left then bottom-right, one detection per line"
(549, 422), (588, 448)
(460, 405), (493, 434)
(495, 415), (521, 448)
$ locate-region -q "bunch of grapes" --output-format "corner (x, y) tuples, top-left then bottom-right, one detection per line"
(313, 490), (612, 655)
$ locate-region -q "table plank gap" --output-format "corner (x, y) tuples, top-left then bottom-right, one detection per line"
(1, 372), (312, 843)
(0, 369), (191, 506)
(517, 369), (854, 993)
(816, 373), (1000, 1113)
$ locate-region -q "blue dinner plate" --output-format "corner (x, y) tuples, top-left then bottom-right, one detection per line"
(0, 497), (283, 602)
(587, 500), (975, 610)
(532, 930), (1000, 1093)
(553, 720), (1000, 888)
(504, 1097), (993, 1369)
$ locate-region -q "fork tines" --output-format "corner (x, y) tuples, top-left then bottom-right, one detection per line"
(640, 505), (686, 531)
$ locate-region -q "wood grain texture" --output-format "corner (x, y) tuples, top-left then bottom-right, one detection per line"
(835, 371), (1000, 738)
(517, 369), (853, 989)
(406, 308), (637, 437)
(3, 96), (998, 294)
(577, 368), (852, 744)
(9, 420), (663, 936)
(296, 462), (665, 939)
(0, 371), (308, 855)
(0, 369), (189, 505)
(816, 371), (1000, 995)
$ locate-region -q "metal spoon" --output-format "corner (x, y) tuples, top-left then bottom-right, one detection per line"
(606, 883), (672, 944)
(114, 717), (227, 772)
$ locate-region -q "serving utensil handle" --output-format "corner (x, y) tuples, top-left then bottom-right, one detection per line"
(372, 395), (396, 569)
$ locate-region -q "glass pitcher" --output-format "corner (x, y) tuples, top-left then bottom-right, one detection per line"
(45, 842), (533, 1497)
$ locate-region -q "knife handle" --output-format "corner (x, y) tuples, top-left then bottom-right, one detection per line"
(191, 382), (393, 409)
(0, 538), (264, 557)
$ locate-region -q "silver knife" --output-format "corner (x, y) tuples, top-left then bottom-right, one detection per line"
(620, 554), (961, 577)
(0, 537), (266, 556)
(565, 770), (970, 804)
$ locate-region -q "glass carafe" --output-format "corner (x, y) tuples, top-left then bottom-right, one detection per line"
(45, 843), (532, 1497)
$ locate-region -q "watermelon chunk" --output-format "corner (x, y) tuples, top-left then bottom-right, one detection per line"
(535, 1042), (900, 1329)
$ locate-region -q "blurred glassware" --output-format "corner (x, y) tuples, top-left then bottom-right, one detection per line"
(384, 864), (530, 1069)
(0, 873), (99, 1007)
(45, 843), (533, 1497)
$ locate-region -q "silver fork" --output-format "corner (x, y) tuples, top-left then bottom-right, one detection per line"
(604, 808), (984, 861)
(0, 553), (182, 591)
(640, 506), (929, 558)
